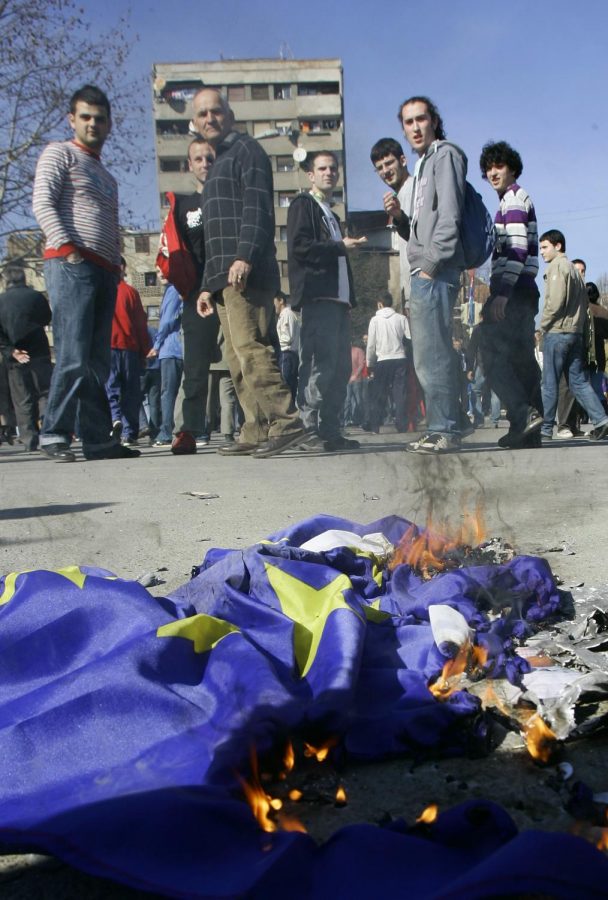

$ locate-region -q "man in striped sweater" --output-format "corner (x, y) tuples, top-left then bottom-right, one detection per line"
(478, 141), (543, 449)
(32, 84), (139, 462)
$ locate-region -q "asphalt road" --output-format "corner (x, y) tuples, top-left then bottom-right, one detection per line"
(1, 423), (606, 593)
(2, 422), (608, 897)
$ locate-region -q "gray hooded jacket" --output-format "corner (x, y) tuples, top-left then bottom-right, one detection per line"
(406, 140), (467, 278)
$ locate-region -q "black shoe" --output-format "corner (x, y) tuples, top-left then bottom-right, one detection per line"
(217, 441), (258, 455)
(324, 436), (361, 452)
(111, 420), (123, 441)
(522, 408), (543, 435)
(252, 430), (307, 458)
(498, 430), (542, 449)
(222, 433), (235, 443)
(40, 442), (76, 463)
(298, 432), (325, 451)
(589, 422), (608, 441)
(84, 444), (141, 460)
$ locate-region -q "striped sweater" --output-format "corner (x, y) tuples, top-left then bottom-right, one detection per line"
(33, 140), (120, 271)
(489, 182), (538, 299)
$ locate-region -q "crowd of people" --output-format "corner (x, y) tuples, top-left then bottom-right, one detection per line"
(1, 84), (607, 461)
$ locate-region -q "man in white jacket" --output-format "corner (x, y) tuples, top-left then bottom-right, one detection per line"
(365, 293), (410, 433)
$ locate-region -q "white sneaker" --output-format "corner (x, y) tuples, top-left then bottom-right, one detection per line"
(405, 432), (461, 454)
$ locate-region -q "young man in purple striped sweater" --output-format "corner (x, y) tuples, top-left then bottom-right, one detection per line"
(478, 141), (543, 449)
(33, 85), (139, 462)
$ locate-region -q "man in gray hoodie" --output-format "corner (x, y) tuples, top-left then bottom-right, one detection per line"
(393, 96), (466, 454)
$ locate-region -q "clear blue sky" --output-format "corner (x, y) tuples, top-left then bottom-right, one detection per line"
(90, 0), (608, 279)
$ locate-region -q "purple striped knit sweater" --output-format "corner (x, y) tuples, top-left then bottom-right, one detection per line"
(489, 182), (538, 299)
(33, 140), (120, 270)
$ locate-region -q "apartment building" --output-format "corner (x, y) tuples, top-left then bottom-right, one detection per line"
(152, 57), (345, 292)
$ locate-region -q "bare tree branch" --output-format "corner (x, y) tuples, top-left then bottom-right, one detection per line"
(0, 0), (147, 251)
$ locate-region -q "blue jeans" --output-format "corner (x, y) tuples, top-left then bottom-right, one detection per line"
(409, 271), (461, 435)
(541, 332), (608, 433)
(105, 349), (142, 440)
(279, 349), (299, 402)
(41, 258), (118, 451)
(297, 300), (351, 440)
(469, 366), (500, 424)
(157, 357), (183, 441)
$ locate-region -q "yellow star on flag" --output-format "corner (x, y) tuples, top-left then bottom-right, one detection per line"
(264, 561), (363, 677)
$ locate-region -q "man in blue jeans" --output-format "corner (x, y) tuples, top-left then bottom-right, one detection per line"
(151, 278), (184, 446)
(539, 229), (608, 442)
(32, 84), (139, 462)
(392, 97), (467, 454)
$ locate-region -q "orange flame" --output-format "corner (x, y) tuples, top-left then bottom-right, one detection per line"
(288, 789), (303, 802)
(237, 746), (307, 834)
(429, 642), (488, 699)
(277, 812), (308, 833)
(416, 803), (439, 824)
(283, 740), (295, 773)
(523, 714), (557, 763)
(335, 785), (347, 805)
(239, 775), (277, 832)
(303, 736), (338, 762)
(597, 830), (608, 852)
(391, 504), (486, 579)
(481, 682), (510, 716)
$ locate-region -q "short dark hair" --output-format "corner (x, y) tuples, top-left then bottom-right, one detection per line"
(397, 96), (445, 141)
(479, 141), (523, 180)
(69, 84), (111, 118)
(587, 282), (600, 303)
(370, 138), (405, 165)
(540, 229), (566, 252)
(303, 150), (339, 172)
(188, 136), (212, 157)
(572, 258), (586, 271)
(3, 265), (26, 288)
(380, 291), (394, 308)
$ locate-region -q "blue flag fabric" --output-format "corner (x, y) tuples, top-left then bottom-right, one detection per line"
(0, 515), (605, 897)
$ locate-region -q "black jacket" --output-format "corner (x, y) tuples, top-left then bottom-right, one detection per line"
(286, 192), (355, 311)
(174, 192), (205, 279)
(201, 132), (279, 294)
(0, 286), (51, 360)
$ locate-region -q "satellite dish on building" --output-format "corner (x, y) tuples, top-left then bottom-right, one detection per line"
(293, 147), (307, 163)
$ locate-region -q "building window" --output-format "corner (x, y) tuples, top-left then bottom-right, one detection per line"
(278, 192), (296, 208)
(333, 190), (344, 203)
(134, 234), (150, 253)
(251, 84), (269, 100)
(276, 155), (295, 172)
(227, 85), (245, 102)
(160, 193), (170, 209)
(144, 272), (157, 287)
(159, 159), (186, 173)
(233, 120), (248, 134)
(297, 82), (340, 96)
(146, 305), (160, 319)
(156, 120), (190, 136)
(280, 261), (289, 277)
(276, 120), (294, 136)
(274, 84), (292, 100)
(253, 121), (272, 137)
(279, 226), (288, 242)
(300, 119), (341, 133)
